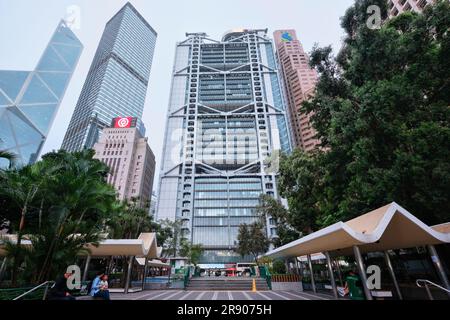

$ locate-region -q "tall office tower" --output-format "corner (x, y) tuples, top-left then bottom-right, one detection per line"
(157, 29), (292, 264)
(388, 0), (435, 17)
(0, 21), (82, 166)
(273, 30), (320, 152)
(61, 2), (157, 152)
(93, 117), (155, 206)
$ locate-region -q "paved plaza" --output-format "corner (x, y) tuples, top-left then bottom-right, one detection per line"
(110, 290), (334, 301)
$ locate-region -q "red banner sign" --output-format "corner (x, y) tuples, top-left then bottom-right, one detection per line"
(114, 117), (133, 128)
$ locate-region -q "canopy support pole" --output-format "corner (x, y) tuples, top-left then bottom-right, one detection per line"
(142, 257), (149, 290)
(325, 252), (338, 299)
(0, 258), (8, 282)
(353, 245), (373, 300)
(296, 257), (302, 276)
(427, 245), (450, 299)
(384, 251), (403, 300)
(82, 255), (91, 282)
(125, 256), (134, 294)
(334, 258), (344, 287)
(307, 254), (317, 293)
(285, 259), (290, 274)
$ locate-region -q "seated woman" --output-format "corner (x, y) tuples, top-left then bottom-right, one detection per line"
(90, 273), (110, 300)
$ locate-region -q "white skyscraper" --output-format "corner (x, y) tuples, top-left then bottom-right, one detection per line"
(156, 29), (292, 264)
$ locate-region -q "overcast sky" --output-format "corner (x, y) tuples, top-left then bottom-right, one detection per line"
(0, 0), (354, 191)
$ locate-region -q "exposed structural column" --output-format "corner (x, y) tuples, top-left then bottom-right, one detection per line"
(82, 255), (91, 282)
(296, 257), (303, 276)
(142, 257), (149, 290)
(334, 258), (344, 287)
(0, 258), (8, 282)
(427, 245), (450, 299)
(124, 256), (135, 294)
(384, 251), (403, 300)
(353, 245), (373, 300)
(285, 259), (290, 274)
(324, 252), (339, 299)
(307, 254), (317, 293)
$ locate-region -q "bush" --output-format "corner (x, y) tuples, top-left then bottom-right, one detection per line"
(272, 260), (286, 274)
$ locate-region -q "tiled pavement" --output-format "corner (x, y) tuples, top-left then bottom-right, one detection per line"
(111, 290), (335, 301)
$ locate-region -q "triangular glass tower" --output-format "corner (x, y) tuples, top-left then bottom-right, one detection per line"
(0, 20), (83, 166)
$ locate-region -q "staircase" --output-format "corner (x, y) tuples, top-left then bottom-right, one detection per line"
(186, 277), (270, 291)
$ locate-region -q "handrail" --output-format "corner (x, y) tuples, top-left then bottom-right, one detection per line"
(13, 281), (55, 300)
(416, 279), (450, 300)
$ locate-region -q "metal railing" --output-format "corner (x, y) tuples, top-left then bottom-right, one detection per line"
(262, 266), (272, 290)
(183, 267), (191, 289)
(13, 281), (55, 300)
(416, 279), (450, 300)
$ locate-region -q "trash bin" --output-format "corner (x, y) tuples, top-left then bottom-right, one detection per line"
(346, 275), (365, 300)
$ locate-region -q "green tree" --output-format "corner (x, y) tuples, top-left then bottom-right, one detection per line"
(236, 222), (270, 264)
(0, 150), (117, 284)
(256, 195), (301, 247)
(179, 241), (204, 267)
(272, 260), (287, 275)
(278, 0), (450, 230)
(106, 198), (155, 239)
(158, 219), (185, 258)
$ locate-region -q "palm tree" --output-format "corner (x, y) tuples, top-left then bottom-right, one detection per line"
(0, 150), (17, 169)
(33, 149), (116, 282)
(1, 149), (118, 284)
(0, 161), (55, 285)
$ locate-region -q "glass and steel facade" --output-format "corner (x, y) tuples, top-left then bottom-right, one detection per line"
(61, 3), (157, 151)
(0, 20), (82, 166)
(156, 29), (292, 263)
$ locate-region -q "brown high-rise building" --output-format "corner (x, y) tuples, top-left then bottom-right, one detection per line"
(93, 117), (156, 207)
(273, 30), (320, 152)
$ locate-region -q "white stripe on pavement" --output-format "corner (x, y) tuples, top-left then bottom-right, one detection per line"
(163, 291), (184, 300)
(281, 291), (313, 300)
(227, 291), (233, 300)
(212, 292), (218, 300)
(242, 292), (253, 300)
(195, 291), (207, 300)
(179, 291), (195, 300)
(132, 291), (167, 300)
(255, 292), (271, 300)
(267, 291), (291, 300)
(293, 291), (330, 300)
(142, 291), (177, 301)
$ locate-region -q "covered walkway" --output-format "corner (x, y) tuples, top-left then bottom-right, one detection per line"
(1, 232), (164, 294)
(263, 202), (450, 300)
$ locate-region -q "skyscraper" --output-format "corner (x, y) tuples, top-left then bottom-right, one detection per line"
(273, 29), (320, 152)
(0, 20), (82, 166)
(61, 2), (157, 152)
(93, 117), (155, 207)
(388, 0), (435, 17)
(156, 29), (292, 264)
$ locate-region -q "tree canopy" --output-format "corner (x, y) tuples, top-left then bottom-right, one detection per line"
(278, 0), (450, 233)
(236, 222), (270, 264)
